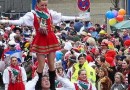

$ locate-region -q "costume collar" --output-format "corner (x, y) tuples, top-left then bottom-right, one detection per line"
(78, 79), (89, 89)
(34, 6), (50, 19)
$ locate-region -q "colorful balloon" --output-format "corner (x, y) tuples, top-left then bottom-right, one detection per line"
(109, 18), (117, 26)
(106, 11), (114, 19)
(116, 15), (124, 22)
(112, 10), (118, 17)
(118, 9), (126, 16)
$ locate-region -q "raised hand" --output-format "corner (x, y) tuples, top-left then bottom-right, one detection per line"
(38, 26), (48, 35)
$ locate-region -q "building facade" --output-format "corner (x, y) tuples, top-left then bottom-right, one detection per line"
(0, 0), (31, 12)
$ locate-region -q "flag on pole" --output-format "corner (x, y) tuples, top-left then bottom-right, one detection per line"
(5, 50), (22, 64)
(32, 0), (37, 10)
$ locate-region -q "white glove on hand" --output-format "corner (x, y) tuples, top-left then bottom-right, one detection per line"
(0, 20), (9, 24)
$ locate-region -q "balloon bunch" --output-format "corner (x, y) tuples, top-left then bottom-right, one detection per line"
(105, 9), (126, 26)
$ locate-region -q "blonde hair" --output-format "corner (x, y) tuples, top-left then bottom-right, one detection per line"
(115, 72), (125, 83)
(37, 0), (48, 3)
(78, 69), (86, 75)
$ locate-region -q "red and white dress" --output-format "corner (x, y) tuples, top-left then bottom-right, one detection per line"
(31, 9), (61, 54)
(8, 9), (76, 54)
(3, 66), (27, 90)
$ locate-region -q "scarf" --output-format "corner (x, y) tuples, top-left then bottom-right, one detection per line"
(10, 64), (20, 71)
(35, 5), (49, 19)
(10, 64), (20, 75)
(10, 64), (20, 83)
(78, 77), (90, 90)
(35, 5), (53, 33)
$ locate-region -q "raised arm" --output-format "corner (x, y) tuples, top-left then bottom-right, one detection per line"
(56, 73), (75, 90)
(25, 74), (39, 90)
(50, 9), (81, 25)
(0, 12), (34, 26)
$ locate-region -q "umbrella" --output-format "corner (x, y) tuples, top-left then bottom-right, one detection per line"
(113, 20), (130, 29)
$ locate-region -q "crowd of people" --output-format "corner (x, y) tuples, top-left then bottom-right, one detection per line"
(0, 0), (130, 90)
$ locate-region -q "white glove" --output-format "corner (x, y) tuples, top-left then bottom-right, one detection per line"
(0, 20), (9, 24)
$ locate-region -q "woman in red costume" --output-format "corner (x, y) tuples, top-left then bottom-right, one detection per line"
(3, 56), (27, 90)
(0, 0), (81, 89)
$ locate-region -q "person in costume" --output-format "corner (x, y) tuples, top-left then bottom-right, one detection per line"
(74, 69), (96, 90)
(71, 53), (96, 85)
(0, 0), (82, 89)
(3, 56), (27, 90)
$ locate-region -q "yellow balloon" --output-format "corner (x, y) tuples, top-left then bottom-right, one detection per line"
(109, 18), (117, 26)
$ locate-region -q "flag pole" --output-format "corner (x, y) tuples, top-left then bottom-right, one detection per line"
(127, 0), (130, 17)
(32, 0), (36, 10)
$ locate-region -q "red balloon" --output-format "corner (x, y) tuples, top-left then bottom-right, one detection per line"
(116, 15), (124, 22)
